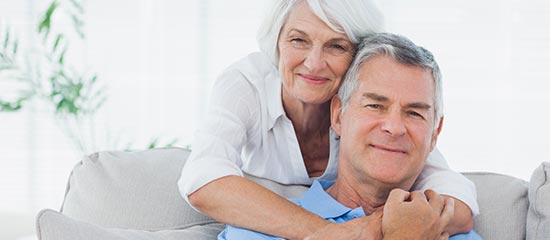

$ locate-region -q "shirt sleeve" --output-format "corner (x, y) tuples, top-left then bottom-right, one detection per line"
(413, 148), (480, 216)
(218, 225), (283, 240)
(178, 67), (260, 207)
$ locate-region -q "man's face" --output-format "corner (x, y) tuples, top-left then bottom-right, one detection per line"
(332, 55), (443, 189)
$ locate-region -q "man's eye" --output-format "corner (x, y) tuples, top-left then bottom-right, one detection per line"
(407, 111), (425, 119)
(366, 104), (384, 110)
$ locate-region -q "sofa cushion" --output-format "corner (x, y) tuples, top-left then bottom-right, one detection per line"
(527, 162), (550, 239)
(36, 209), (224, 240)
(464, 172), (528, 240)
(60, 148), (215, 230)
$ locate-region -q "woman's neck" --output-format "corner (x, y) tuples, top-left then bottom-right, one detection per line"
(282, 96), (332, 138)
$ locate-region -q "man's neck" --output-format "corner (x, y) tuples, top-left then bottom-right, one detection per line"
(325, 173), (393, 215)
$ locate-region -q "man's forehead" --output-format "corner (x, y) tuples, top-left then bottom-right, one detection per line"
(355, 56), (435, 104)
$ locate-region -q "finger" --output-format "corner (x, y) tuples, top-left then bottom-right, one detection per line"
(409, 190), (428, 203)
(440, 197), (455, 228)
(387, 188), (410, 204)
(425, 189), (444, 214)
(440, 232), (449, 240)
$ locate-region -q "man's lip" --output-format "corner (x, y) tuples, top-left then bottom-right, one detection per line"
(369, 144), (407, 154)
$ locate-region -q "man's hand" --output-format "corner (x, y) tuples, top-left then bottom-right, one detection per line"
(382, 189), (455, 240)
(304, 210), (383, 240)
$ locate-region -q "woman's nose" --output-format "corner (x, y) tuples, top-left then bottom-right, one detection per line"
(304, 47), (327, 73)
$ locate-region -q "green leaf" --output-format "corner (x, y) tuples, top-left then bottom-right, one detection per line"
(89, 74), (97, 83)
(38, 1), (59, 36)
(53, 34), (63, 51)
(0, 97), (29, 112)
(55, 98), (78, 114)
(165, 138), (178, 147)
(68, 0), (83, 13)
(58, 48), (66, 64)
(12, 40), (17, 54)
(0, 102), (21, 112)
(148, 138), (159, 149)
(3, 30), (9, 50)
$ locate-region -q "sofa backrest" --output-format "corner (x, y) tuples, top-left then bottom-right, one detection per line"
(61, 148), (216, 230)
(59, 147), (534, 239)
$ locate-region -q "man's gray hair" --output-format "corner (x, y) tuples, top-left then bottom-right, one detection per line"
(257, 0), (384, 66)
(338, 33), (444, 128)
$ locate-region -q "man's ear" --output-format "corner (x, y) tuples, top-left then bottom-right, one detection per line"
(430, 116), (444, 151)
(331, 95), (343, 137)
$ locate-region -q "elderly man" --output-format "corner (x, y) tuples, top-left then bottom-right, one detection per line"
(218, 33), (481, 240)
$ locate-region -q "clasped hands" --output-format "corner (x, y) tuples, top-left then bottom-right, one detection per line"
(305, 189), (455, 240)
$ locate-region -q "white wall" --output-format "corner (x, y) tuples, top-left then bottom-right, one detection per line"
(377, 0), (550, 180)
(1, 1), (549, 237)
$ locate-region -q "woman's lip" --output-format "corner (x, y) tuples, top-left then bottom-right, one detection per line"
(298, 73), (330, 82)
(369, 144), (407, 154)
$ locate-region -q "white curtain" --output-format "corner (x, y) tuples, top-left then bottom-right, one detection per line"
(0, 0), (269, 217)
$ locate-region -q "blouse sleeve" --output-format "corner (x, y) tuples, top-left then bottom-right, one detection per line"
(413, 148), (480, 216)
(178, 67), (259, 205)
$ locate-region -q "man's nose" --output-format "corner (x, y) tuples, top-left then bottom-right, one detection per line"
(304, 47), (327, 73)
(381, 111), (406, 137)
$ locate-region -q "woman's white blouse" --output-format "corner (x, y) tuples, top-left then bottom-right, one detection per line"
(178, 52), (479, 215)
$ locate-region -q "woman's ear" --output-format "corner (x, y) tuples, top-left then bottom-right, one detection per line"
(330, 95), (343, 137)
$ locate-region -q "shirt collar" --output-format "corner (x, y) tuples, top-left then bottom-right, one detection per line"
(265, 71), (285, 130)
(298, 180), (363, 219)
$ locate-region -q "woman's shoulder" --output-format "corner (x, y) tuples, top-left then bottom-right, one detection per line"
(223, 52), (278, 84)
(211, 52), (280, 103)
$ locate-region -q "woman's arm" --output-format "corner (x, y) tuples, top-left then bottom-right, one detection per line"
(190, 176), (388, 240)
(414, 148), (478, 235)
(189, 176), (332, 240)
(443, 197), (474, 234)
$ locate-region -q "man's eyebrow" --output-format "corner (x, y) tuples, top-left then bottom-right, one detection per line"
(363, 92), (432, 109)
(362, 92), (388, 102)
(407, 102), (432, 110)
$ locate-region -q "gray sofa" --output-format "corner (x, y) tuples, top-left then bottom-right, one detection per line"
(35, 148), (550, 239)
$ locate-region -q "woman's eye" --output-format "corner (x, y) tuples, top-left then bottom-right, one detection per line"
(290, 38), (306, 44)
(331, 44), (346, 51)
(326, 44), (347, 54)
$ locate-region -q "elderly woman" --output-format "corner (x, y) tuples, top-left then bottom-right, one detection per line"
(179, 0), (479, 239)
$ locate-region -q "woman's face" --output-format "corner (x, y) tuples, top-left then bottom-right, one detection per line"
(278, 1), (355, 106)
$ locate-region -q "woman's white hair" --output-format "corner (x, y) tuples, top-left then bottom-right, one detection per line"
(257, 0), (385, 66)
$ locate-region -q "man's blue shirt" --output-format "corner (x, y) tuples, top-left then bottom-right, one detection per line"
(218, 180), (482, 240)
